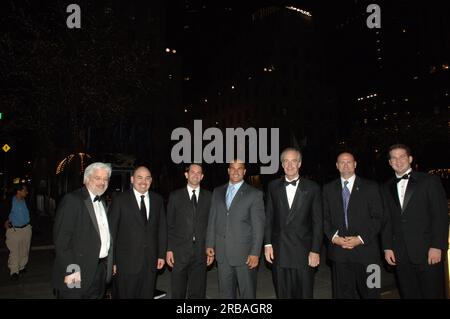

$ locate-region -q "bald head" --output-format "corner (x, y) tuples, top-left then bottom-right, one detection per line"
(336, 152), (357, 179)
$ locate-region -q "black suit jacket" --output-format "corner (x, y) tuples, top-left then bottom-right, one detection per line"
(109, 189), (167, 274)
(167, 187), (212, 263)
(323, 176), (383, 264)
(264, 177), (323, 269)
(381, 171), (448, 264)
(52, 187), (113, 292)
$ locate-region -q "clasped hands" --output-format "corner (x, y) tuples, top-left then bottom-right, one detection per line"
(332, 236), (362, 249)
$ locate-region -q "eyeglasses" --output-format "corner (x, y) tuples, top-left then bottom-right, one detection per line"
(92, 176), (109, 183)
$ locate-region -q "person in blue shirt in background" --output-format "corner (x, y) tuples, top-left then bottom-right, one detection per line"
(4, 184), (32, 281)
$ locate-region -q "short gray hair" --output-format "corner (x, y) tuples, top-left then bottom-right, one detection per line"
(83, 162), (112, 184)
(280, 147), (302, 162)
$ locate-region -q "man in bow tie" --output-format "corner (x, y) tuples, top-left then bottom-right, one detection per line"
(52, 162), (113, 298)
(264, 147), (323, 298)
(323, 152), (383, 299)
(381, 144), (448, 298)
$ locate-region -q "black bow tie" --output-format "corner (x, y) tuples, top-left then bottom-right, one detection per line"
(284, 179), (299, 187)
(93, 195), (101, 202)
(396, 174), (410, 183)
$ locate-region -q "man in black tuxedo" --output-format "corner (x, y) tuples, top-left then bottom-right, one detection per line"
(206, 160), (265, 299)
(264, 147), (323, 299)
(53, 162), (113, 299)
(166, 163), (213, 298)
(323, 152), (383, 299)
(109, 166), (167, 298)
(382, 144), (448, 298)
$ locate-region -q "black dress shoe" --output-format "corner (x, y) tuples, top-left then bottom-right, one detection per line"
(10, 273), (19, 281)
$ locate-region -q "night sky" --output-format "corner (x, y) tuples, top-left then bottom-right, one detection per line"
(0, 0), (448, 195)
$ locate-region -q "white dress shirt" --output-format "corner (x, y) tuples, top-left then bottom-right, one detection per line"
(396, 168), (412, 208)
(133, 188), (149, 219)
(88, 190), (110, 258)
(285, 175), (300, 209)
(187, 185), (200, 200)
(340, 174), (356, 193)
(265, 176), (299, 248)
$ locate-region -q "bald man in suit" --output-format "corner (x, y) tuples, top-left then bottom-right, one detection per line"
(323, 152), (383, 299)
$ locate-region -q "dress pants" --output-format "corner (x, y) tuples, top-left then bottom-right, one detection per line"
(217, 253), (257, 299)
(114, 257), (156, 299)
(57, 258), (107, 299)
(332, 261), (380, 299)
(272, 263), (314, 299)
(171, 241), (207, 299)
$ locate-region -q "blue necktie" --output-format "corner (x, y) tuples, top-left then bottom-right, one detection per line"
(342, 181), (350, 229)
(226, 185), (236, 210)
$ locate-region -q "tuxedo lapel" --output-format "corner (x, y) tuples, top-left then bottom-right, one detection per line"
(402, 172), (417, 212)
(286, 179), (306, 225)
(389, 180), (401, 211)
(82, 187), (100, 237)
(277, 179), (290, 216)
